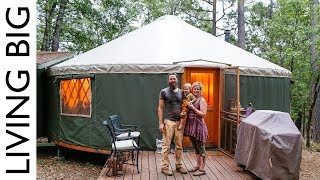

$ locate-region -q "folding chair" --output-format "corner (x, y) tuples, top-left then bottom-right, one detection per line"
(103, 121), (139, 176)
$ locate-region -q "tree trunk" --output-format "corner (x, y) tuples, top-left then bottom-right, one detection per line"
(308, 0), (319, 146)
(307, 74), (319, 147)
(41, 0), (57, 51)
(51, 0), (68, 51)
(302, 102), (306, 138)
(268, 0), (274, 19)
(313, 82), (320, 143)
(306, 111), (311, 147)
(212, 0), (216, 36)
(295, 110), (302, 131)
(237, 0), (245, 49)
(267, 0), (274, 61)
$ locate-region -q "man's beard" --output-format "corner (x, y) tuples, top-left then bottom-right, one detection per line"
(169, 82), (177, 89)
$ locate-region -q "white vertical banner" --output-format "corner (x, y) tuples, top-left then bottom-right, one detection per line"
(0, 0), (36, 179)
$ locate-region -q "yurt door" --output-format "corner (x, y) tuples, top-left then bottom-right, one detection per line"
(182, 68), (220, 148)
(219, 66), (240, 156)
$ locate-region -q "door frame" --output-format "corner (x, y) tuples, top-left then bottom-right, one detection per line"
(218, 66), (240, 156)
(181, 67), (220, 148)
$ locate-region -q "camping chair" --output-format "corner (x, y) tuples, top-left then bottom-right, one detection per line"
(103, 121), (140, 175)
(108, 115), (140, 147)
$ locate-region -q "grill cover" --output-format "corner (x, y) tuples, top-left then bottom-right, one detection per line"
(235, 110), (302, 180)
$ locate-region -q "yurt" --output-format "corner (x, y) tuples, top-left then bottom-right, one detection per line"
(47, 15), (291, 155)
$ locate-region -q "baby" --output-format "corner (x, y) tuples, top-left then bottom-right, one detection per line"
(178, 83), (197, 130)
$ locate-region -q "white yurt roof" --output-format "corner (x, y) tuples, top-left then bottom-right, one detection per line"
(50, 15), (291, 77)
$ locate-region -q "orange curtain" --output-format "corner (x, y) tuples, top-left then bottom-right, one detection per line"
(60, 78), (91, 116)
(190, 73), (213, 105)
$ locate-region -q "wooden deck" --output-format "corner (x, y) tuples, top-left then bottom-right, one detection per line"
(97, 151), (256, 180)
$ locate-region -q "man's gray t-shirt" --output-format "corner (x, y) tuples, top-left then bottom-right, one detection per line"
(159, 87), (183, 121)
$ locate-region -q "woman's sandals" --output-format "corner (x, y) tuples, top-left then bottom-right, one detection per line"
(192, 169), (206, 176)
(188, 167), (199, 173)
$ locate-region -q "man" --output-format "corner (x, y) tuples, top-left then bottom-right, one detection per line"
(158, 73), (188, 176)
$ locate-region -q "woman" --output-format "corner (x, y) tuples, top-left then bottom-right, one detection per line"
(184, 82), (208, 176)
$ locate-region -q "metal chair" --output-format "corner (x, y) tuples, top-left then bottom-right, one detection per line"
(108, 115), (140, 146)
(103, 121), (140, 175)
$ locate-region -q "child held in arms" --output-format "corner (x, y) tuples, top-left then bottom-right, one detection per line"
(178, 83), (197, 130)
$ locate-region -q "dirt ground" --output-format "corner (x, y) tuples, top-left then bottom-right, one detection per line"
(37, 147), (105, 180)
(300, 141), (320, 180)
(37, 145), (320, 180)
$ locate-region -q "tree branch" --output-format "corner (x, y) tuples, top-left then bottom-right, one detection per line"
(216, 26), (224, 31)
(192, 7), (213, 13)
(216, 26), (237, 31)
(183, 11), (212, 22)
(217, 1), (235, 22)
(216, 26), (237, 37)
(216, 13), (225, 22)
(216, 33), (224, 37)
(201, 0), (213, 5)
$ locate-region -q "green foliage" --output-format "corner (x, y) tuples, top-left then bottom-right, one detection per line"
(245, 0), (319, 122)
(37, 0), (140, 53)
(37, 0), (217, 52)
(134, 0), (213, 33)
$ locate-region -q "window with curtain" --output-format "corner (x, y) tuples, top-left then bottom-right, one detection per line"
(190, 73), (214, 106)
(60, 78), (91, 117)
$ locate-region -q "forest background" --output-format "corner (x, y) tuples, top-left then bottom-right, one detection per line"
(36, 0), (320, 147)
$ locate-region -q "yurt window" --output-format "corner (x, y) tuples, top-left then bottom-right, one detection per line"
(60, 78), (91, 117)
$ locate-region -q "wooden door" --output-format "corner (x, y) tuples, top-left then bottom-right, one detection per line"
(181, 68), (220, 148)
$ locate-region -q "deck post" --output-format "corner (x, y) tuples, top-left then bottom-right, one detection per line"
(54, 146), (65, 160)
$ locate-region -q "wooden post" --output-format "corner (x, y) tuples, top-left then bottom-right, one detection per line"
(237, 66), (240, 126)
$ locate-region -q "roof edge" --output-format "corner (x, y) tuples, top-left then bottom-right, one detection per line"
(37, 53), (75, 69)
(48, 64), (292, 78)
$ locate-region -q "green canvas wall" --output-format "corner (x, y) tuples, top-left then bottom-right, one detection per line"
(224, 75), (290, 112)
(240, 76), (290, 112)
(47, 73), (181, 150)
